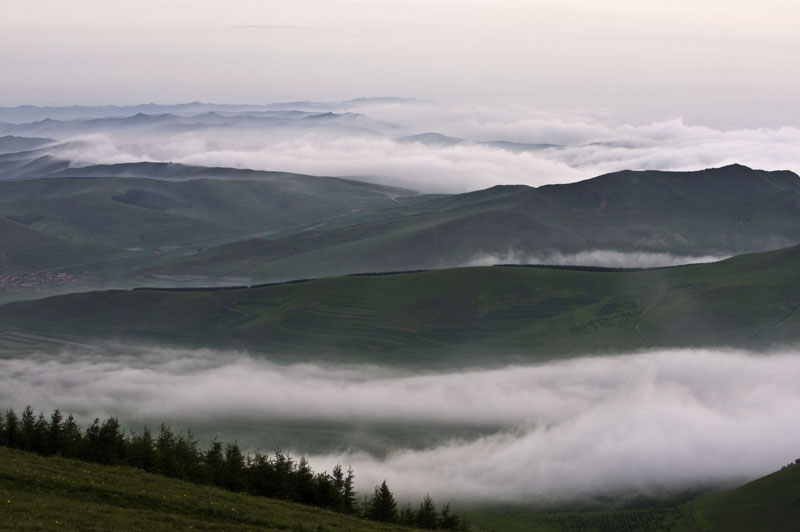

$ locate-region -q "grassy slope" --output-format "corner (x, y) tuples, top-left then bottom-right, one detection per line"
(0, 167), (426, 301)
(3, 446), (797, 532)
(0, 447), (421, 532)
(451, 461), (800, 532)
(3, 163), (798, 291)
(146, 165), (800, 280)
(465, 507), (688, 532)
(691, 461), (800, 532)
(1, 245), (798, 362)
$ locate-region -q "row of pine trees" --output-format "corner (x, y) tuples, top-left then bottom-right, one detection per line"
(367, 480), (466, 530)
(0, 406), (467, 530)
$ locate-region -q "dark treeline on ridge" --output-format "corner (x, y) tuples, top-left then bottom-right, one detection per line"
(0, 406), (467, 531)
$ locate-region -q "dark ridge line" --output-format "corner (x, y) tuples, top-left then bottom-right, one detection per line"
(133, 285), (250, 292)
(495, 263), (677, 273)
(127, 263), (685, 293)
(132, 277), (316, 292)
(130, 271), (434, 292)
(346, 269), (431, 277)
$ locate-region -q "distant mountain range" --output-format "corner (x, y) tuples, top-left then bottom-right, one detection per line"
(396, 132), (559, 151)
(0, 110), (399, 138)
(0, 98), (420, 123)
(0, 135), (56, 154)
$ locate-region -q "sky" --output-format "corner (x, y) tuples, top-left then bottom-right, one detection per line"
(1, 0), (799, 128)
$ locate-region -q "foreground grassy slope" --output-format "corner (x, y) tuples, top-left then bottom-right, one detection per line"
(0, 447), (420, 532)
(3, 446), (797, 532)
(1, 245), (798, 361)
(692, 460), (800, 532)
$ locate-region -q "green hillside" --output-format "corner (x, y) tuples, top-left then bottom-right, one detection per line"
(2, 445), (797, 532)
(0, 447), (422, 532)
(2, 163), (798, 298)
(145, 164), (800, 281)
(692, 460), (800, 532)
(2, 245), (798, 361)
(459, 460), (800, 532)
(0, 164), (424, 301)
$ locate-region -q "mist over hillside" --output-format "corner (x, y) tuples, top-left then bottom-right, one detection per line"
(4, 0), (800, 528)
(1, 99), (799, 532)
(1, 100), (796, 297)
(1, 100), (798, 193)
(2, 347), (799, 503)
(1, 142), (797, 301)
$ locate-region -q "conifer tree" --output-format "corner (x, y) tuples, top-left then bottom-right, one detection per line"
(175, 430), (203, 481)
(293, 457), (316, 504)
(399, 503), (416, 527)
(342, 466), (358, 514)
(367, 480), (398, 523)
(223, 442), (247, 492)
(4, 409), (19, 448)
(48, 409), (63, 455)
(417, 493), (438, 529)
(313, 472), (340, 509)
(272, 449), (294, 499)
(97, 417), (125, 465)
(60, 414), (82, 458)
(20, 406), (36, 451)
(204, 439), (225, 486)
(33, 412), (49, 454)
(82, 418), (102, 461)
(439, 502), (461, 531)
(332, 464), (345, 509)
(126, 427), (157, 471)
(245, 451), (273, 496)
(156, 424), (179, 477)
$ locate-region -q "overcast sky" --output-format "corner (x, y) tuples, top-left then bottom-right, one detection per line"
(1, 0), (799, 127)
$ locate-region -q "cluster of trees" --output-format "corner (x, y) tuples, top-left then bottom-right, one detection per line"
(0, 406), (466, 530)
(366, 480), (467, 530)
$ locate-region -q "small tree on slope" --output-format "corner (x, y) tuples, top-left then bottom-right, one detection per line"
(367, 480), (398, 523)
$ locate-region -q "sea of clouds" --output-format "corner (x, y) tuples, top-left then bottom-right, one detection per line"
(2, 347), (799, 501)
(463, 249), (729, 268)
(24, 100), (800, 193)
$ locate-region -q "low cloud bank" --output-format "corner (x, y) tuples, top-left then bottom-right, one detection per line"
(30, 101), (800, 193)
(2, 348), (799, 501)
(465, 249), (728, 268)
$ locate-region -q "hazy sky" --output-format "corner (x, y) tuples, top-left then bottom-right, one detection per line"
(1, 0), (799, 127)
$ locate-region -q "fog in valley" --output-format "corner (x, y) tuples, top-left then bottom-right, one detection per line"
(2, 100), (800, 193)
(464, 250), (729, 269)
(2, 1), (799, 527)
(2, 101), (799, 505)
(3, 347), (799, 502)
